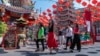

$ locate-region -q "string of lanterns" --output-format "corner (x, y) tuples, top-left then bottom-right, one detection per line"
(75, 0), (100, 24)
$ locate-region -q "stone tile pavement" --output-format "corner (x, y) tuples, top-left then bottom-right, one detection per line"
(0, 42), (100, 56)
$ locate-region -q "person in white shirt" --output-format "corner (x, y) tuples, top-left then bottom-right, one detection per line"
(64, 25), (73, 50)
(58, 27), (65, 49)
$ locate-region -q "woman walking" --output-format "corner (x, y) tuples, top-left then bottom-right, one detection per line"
(47, 20), (58, 54)
(70, 23), (81, 52)
(58, 27), (65, 49)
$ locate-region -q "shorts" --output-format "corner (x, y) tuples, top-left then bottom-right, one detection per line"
(18, 34), (26, 40)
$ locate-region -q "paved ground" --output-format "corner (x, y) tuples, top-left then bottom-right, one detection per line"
(1, 42), (100, 56)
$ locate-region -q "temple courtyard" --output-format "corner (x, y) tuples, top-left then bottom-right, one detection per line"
(0, 42), (100, 56)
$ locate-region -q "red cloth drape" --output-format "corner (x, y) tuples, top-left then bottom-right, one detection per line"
(84, 9), (91, 21)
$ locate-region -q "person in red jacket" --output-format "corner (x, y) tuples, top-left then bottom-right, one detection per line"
(70, 23), (81, 52)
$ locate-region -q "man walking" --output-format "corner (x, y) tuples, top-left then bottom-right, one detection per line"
(35, 23), (45, 52)
(64, 25), (73, 50)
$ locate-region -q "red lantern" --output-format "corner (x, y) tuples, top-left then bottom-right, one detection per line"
(87, 4), (92, 8)
(65, 2), (70, 7)
(27, 20), (34, 26)
(52, 4), (57, 8)
(58, 0), (64, 4)
(48, 13), (52, 17)
(43, 15), (48, 19)
(41, 18), (49, 24)
(58, 7), (63, 12)
(92, 0), (97, 4)
(76, 0), (82, 3)
(42, 12), (46, 15)
(97, 2), (100, 6)
(47, 9), (51, 13)
(82, 1), (87, 6)
(53, 10), (57, 14)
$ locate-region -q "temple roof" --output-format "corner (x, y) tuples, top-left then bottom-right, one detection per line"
(0, 4), (33, 13)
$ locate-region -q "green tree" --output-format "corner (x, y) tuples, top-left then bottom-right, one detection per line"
(0, 21), (8, 37)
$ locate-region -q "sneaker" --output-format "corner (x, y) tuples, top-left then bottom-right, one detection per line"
(69, 50), (73, 53)
(41, 49), (45, 51)
(55, 48), (59, 52)
(78, 50), (81, 52)
(64, 48), (67, 50)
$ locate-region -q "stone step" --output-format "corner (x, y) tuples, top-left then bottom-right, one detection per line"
(0, 47), (4, 53)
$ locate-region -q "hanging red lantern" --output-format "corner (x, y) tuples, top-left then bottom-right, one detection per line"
(48, 13), (52, 17)
(97, 2), (100, 6)
(92, 0), (97, 4)
(43, 15), (48, 19)
(27, 20), (34, 26)
(42, 12), (46, 15)
(65, 2), (70, 7)
(53, 10), (57, 14)
(82, 1), (87, 6)
(41, 18), (49, 24)
(76, 0), (82, 3)
(58, 7), (63, 12)
(58, 0), (64, 4)
(47, 9), (51, 13)
(52, 4), (57, 8)
(87, 4), (92, 8)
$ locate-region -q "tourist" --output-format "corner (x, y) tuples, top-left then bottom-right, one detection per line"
(35, 23), (45, 52)
(70, 23), (81, 52)
(47, 19), (58, 54)
(58, 27), (65, 49)
(64, 25), (73, 50)
(17, 27), (27, 49)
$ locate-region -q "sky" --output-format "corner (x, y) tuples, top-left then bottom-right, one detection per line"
(0, 0), (84, 13)
(32, 0), (84, 13)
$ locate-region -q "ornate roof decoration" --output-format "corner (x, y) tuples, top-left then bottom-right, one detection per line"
(0, 4), (33, 13)
(16, 16), (26, 21)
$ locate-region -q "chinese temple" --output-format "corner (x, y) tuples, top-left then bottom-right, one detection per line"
(0, 0), (35, 49)
(55, 0), (75, 27)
